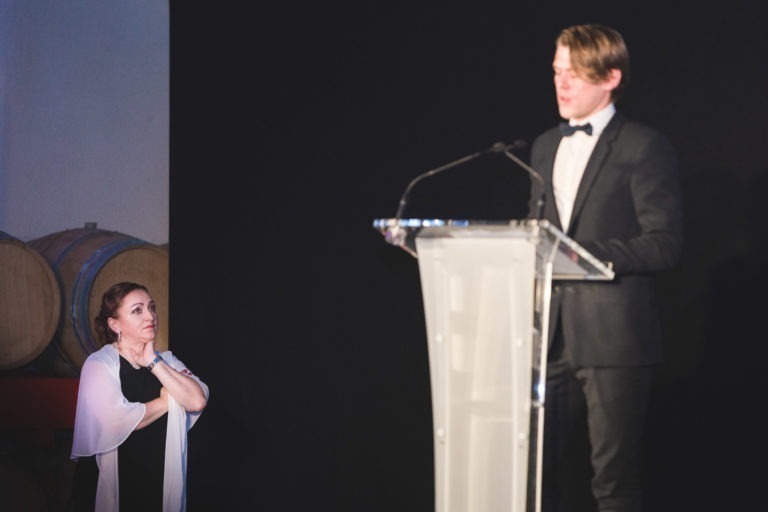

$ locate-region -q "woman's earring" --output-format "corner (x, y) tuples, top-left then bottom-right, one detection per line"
(117, 331), (121, 343)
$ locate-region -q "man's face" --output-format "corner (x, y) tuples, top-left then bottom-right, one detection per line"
(552, 45), (617, 122)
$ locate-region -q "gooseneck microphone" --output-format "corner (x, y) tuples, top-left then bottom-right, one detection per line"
(500, 142), (547, 220)
(394, 140), (527, 219)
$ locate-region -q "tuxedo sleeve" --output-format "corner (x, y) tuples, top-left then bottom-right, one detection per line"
(579, 130), (683, 275)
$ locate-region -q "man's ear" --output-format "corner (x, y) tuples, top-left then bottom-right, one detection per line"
(603, 69), (622, 92)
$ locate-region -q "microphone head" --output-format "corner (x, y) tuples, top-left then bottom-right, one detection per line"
(490, 141), (509, 153)
(490, 140), (528, 153)
(510, 139), (528, 150)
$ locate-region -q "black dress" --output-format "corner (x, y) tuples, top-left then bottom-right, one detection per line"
(70, 356), (168, 511)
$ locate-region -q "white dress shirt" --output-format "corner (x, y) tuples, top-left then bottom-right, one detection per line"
(552, 103), (616, 230)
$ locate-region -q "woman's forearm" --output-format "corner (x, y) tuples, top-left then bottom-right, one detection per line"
(136, 396), (168, 429)
(149, 361), (208, 412)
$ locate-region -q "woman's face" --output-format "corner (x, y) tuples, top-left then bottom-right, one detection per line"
(109, 289), (158, 344)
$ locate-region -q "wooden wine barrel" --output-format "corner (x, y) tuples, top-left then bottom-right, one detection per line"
(0, 232), (61, 372)
(28, 226), (169, 375)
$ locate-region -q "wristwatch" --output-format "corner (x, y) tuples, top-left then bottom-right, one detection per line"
(147, 354), (163, 371)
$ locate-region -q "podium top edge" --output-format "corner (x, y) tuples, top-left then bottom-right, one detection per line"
(372, 218), (548, 229)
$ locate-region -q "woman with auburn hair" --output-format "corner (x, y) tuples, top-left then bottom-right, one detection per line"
(70, 282), (209, 511)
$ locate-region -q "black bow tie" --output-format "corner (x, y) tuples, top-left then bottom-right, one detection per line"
(559, 122), (593, 136)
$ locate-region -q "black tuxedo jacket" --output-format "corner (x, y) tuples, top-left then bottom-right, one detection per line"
(529, 112), (683, 366)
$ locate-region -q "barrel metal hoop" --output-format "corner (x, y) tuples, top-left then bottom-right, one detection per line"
(50, 229), (107, 270)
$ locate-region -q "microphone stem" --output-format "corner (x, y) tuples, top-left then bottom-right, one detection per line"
(502, 148), (546, 220)
(395, 149), (487, 219)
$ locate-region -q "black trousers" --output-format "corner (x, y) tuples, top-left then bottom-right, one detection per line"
(542, 321), (655, 512)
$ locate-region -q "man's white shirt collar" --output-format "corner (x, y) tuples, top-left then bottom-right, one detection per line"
(569, 103), (615, 138)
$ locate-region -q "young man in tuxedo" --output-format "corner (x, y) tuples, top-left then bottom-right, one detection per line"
(529, 24), (683, 512)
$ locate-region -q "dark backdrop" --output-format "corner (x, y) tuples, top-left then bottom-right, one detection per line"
(168, 3), (767, 511)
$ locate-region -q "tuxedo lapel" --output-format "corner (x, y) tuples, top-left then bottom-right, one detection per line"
(568, 114), (624, 234)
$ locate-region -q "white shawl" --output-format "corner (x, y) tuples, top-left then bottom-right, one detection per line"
(70, 344), (209, 511)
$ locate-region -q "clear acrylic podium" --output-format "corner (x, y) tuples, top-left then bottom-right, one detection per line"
(373, 218), (614, 512)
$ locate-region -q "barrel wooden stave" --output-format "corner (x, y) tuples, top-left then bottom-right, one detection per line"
(0, 233), (61, 372)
